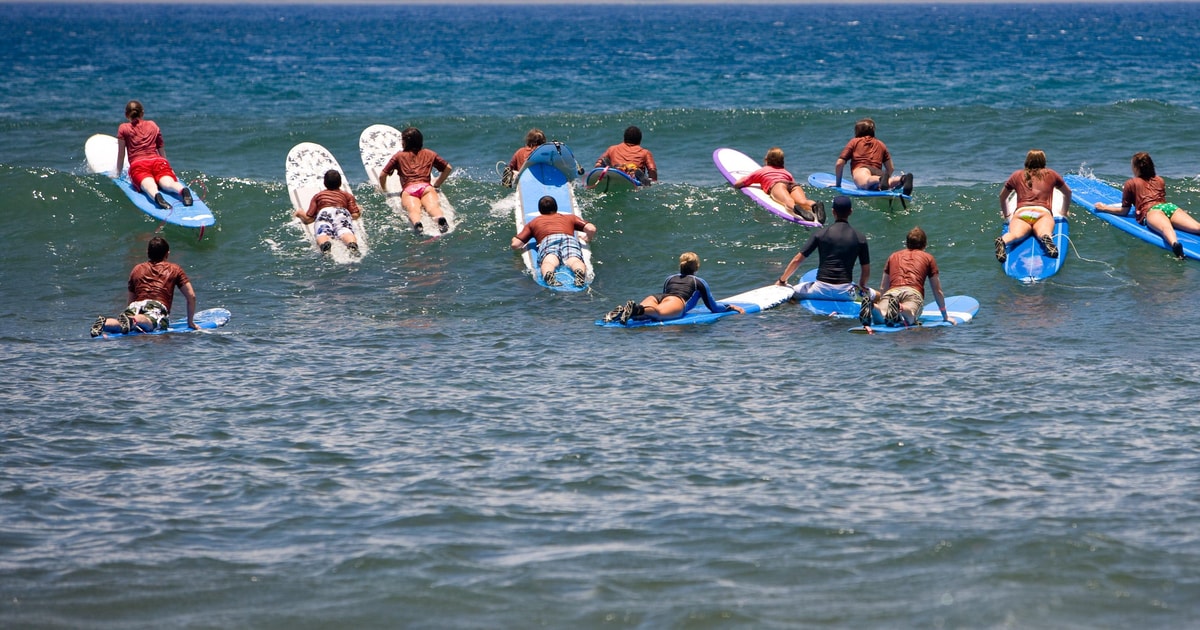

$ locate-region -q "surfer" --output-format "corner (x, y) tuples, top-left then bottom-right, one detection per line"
(595, 125), (658, 185)
(1094, 152), (1200, 259)
(511, 195), (597, 287)
(90, 236), (197, 337)
(732, 147), (826, 223)
(995, 149), (1070, 262)
(603, 252), (745, 325)
(294, 169), (362, 256)
(834, 117), (913, 195)
(115, 100), (193, 211)
(860, 226), (951, 327)
(379, 127), (452, 235)
(776, 196), (874, 302)
(501, 128), (546, 187)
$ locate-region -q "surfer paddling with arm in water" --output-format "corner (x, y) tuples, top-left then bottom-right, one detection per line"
(1095, 151), (1200, 259)
(603, 252), (745, 325)
(294, 169), (362, 257)
(776, 195), (875, 302)
(595, 125), (658, 186)
(511, 195), (596, 288)
(995, 149), (1070, 263)
(860, 226), (951, 328)
(500, 128), (545, 188)
(115, 100), (194, 211)
(834, 117), (913, 195)
(379, 126), (452, 235)
(733, 147), (826, 223)
(90, 236), (197, 337)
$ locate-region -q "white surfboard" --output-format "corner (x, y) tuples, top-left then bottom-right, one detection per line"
(359, 123), (456, 236)
(285, 142), (368, 262)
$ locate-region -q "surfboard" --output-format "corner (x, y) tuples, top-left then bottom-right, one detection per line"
(1063, 174), (1200, 260)
(793, 269), (866, 318)
(848, 296), (978, 334)
(713, 148), (821, 227)
(524, 142), (582, 181)
(84, 134), (216, 230)
(285, 142), (368, 261)
(1000, 189), (1068, 283)
(807, 172), (912, 204)
(515, 144), (592, 291)
(358, 123), (456, 236)
(92, 307), (231, 339)
(595, 284), (794, 328)
(584, 166), (640, 192)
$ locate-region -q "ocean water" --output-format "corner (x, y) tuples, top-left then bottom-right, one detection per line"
(3, 2), (1200, 628)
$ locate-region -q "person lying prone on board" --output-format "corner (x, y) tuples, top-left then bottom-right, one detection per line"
(511, 195), (596, 288)
(379, 126), (452, 235)
(115, 99), (194, 211)
(994, 149), (1070, 263)
(595, 125), (657, 185)
(294, 169), (362, 256)
(733, 147), (825, 223)
(90, 236), (197, 337)
(834, 117), (913, 195)
(1094, 151), (1200, 260)
(859, 226), (952, 328)
(602, 252), (745, 325)
(501, 128), (546, 187)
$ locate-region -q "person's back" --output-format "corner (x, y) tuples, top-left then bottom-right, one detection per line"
(812, 221), (868, 284)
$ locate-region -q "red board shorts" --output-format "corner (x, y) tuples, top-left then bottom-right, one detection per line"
(128, 157), (178, 191)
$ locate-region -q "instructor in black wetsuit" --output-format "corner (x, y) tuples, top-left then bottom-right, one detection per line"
(775, 195), (872, 296)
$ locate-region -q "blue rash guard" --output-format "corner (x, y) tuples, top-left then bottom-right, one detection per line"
(660, 273), (730, 315)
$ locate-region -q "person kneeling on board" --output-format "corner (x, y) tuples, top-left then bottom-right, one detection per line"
(90, 236), (197, 336)
(859, 226), (952, 328)
(294, 169), (362, 256)
(776, 195), (875, 303)
(733, 147), (825, 223)
(511, 195), (596, 287)
(603, 252), (745, 325)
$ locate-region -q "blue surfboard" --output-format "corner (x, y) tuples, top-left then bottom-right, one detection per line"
(515, 144), (592, 291)
(525, 142), (582, 181)
(585, 166), (641, 192)
(1064, 174), (1200, 260)
(92, 307), (231, 339)
(794, 269), (864, 318)
(84, 134), (215, 229)
(1000, 189), (1068, 283)
(595, 284), (794, 328)
(848, 295), (978, 334)
(808, 172), (911, 205)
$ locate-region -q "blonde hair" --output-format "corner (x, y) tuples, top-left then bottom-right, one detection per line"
(679, 251), (700, 275)
(1023, 149), (1047, 188)
(764, 147), (785, 168)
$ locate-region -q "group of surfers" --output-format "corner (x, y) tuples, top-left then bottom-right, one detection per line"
(92, 102), (1200, 335)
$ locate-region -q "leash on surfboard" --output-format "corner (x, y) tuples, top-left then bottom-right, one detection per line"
(187, 177), (208, 240)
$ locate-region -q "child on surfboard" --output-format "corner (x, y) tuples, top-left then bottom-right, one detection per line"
(595, 125), (657, 186)
(378, 127), (453, 235)
(603, 252), (744, 325)
(115, 100), (194, 211)
(834, 117), (913, 195)
(733, 147), (826, 223)
(500, 128), (546, 188)
(294, 169), (363, 257)
(1094, 151), (1200, 259)
(90, 236), (197, 337)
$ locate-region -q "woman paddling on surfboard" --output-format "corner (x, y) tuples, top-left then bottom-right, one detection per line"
(602, 252), (744, 325)
(115, 100), (193, 211)
(378, 127), (452, 236)
(995, 149), (1071, 263)
(733, 147), (825, 223)
(834, 117), (913, 195)
(1095, 152), (1200, 260)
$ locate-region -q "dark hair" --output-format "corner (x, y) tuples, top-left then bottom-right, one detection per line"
(537, 195), (558, 214)
(1132, 152), (1156, 179)
(764, 147), (785, 168)
(854, 118), (875, 138)
(147, 236), (169, 262)
(125, 100), (144, 120)
(623, 125), (642, 145)
(525, 128), (546, 148)
(323, 169), (342, 190)
(905, 226), (927, 250)
(401, 127), (424, 153)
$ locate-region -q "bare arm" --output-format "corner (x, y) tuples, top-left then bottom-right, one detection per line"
(180, 281), (198, 329)
(857, 263), (871, 295)
(777, 251), (807, 285)
(928, 273), (951, 323)
(834, 158), (847, 187)
(114, 138), (127, 178)
(432, 164), (452, 189)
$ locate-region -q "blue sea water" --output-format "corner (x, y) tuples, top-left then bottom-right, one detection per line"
(3, 2), (1200, 628)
